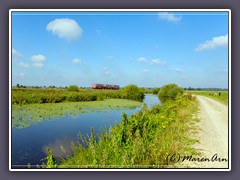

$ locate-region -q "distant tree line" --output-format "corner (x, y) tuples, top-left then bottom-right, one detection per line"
(14, 84), (66, 89)
(13, 84), (228, 92)
(184, 87), (228, 91)
(13, 84), (98, 89)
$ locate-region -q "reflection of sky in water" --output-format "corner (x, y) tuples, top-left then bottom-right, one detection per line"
(143, 94), (161, 108)
(11, 95), (160, 168)
(42, 137), (76, 163)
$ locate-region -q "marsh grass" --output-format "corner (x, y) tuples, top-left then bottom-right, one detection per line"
(42, 94), (199, 168)
(12, 88), (144, 105)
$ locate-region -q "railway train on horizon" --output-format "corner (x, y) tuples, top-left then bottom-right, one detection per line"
(92, 83), (120, 90)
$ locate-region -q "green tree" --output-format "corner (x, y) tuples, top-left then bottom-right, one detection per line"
(158, 84), (183, 103)
(122, 84), (144, 102)
(67, 85), (79, 92)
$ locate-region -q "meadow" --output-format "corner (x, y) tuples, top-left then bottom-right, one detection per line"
(188, 91), (228, 105)
(12, 85), (145, 105)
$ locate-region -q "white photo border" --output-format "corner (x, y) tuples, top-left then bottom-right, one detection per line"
(9, 9), (231, 172)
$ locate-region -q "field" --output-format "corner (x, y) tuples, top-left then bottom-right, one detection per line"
(187, 91), (228, 105)
(12, 88), (122, 104)
(12, 86), (144, 105)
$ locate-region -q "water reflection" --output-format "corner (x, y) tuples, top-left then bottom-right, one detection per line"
(143, 94), (161, 108)
(12, 94), (160, 168)
(42, 137), (76, 162)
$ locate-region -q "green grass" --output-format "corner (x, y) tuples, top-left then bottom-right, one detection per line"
(187, 91), (228, 105)
(12, 87), (144, 105)
(12, 99), (143, 129)
(42, 94), (200, 168)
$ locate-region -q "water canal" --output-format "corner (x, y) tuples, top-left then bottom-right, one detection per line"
(11, 94), (160, 168)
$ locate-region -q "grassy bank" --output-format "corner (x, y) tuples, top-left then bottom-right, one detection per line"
(43, 94), (199, 168)
(187, 91), (228, 105)
(12, 86), (144, 105)
(12, 99), (143, 129)
(12, 88), (123, 104)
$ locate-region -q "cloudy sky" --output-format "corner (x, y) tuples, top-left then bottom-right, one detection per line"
(11, 11), (229, 88)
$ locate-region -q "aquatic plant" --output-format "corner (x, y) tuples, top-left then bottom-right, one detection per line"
(12, 99), (143, 128)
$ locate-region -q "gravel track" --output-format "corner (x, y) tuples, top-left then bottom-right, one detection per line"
(181, 95), (229, 169)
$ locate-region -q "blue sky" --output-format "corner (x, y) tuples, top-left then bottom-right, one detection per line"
(11, 11), (229, 88)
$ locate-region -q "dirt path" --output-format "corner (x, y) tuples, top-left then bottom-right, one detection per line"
(181, 95), (229, 168)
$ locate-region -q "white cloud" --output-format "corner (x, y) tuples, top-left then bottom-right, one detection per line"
(158, 12), (182, 23)
(137, 57), (166, 66)
(175, 68), (184, 73)
(12, 48), (23, 61)
(143, 69), (149, 73)
(31, 54), (46, 62)
(12, 48), (22, 57)
(33, 63), (44, 68)
(195, 34), (228, 52)
(46, 18), (83, 41)
(72, 58), (82, 64)
(150, 58), (166, 65)
(17, 62), (29, 68)
(138, 57), (148, 63)
(31, 54), (46, 68)
(14, 72), (25, 78)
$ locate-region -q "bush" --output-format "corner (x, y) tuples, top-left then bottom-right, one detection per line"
(158, 84), (183, 103)
(152, 87), (160, 94)
(67, 85), (79, 92)
(122, 84), (144, 102)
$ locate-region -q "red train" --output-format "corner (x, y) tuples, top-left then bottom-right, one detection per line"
(92, 83), (120, 90)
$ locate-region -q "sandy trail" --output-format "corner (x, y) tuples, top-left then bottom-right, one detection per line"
(181, 95), (229, 168)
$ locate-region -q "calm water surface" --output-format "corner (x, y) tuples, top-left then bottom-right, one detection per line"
(11, 94), (160, 168)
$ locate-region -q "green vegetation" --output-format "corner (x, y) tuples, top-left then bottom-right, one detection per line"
(12, 85), (144, 105)
(151, 87), (161, 95)
(122, 84), (144, 102)
(188, 91), (228, 105)
(158, 84), (184, 103)
(67, 85), (79, 92)
(42, 93), (199, 168)
(12, 84), (145, 129)
(12, 99), (143, 128)
(12, 88), (121, 104)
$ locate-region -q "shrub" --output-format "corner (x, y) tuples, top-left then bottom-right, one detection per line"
(122, 84), (144, 102)
(67, 85), (79, 92)
(152, 87), (160, 94)
(158, 84), (183, 103)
